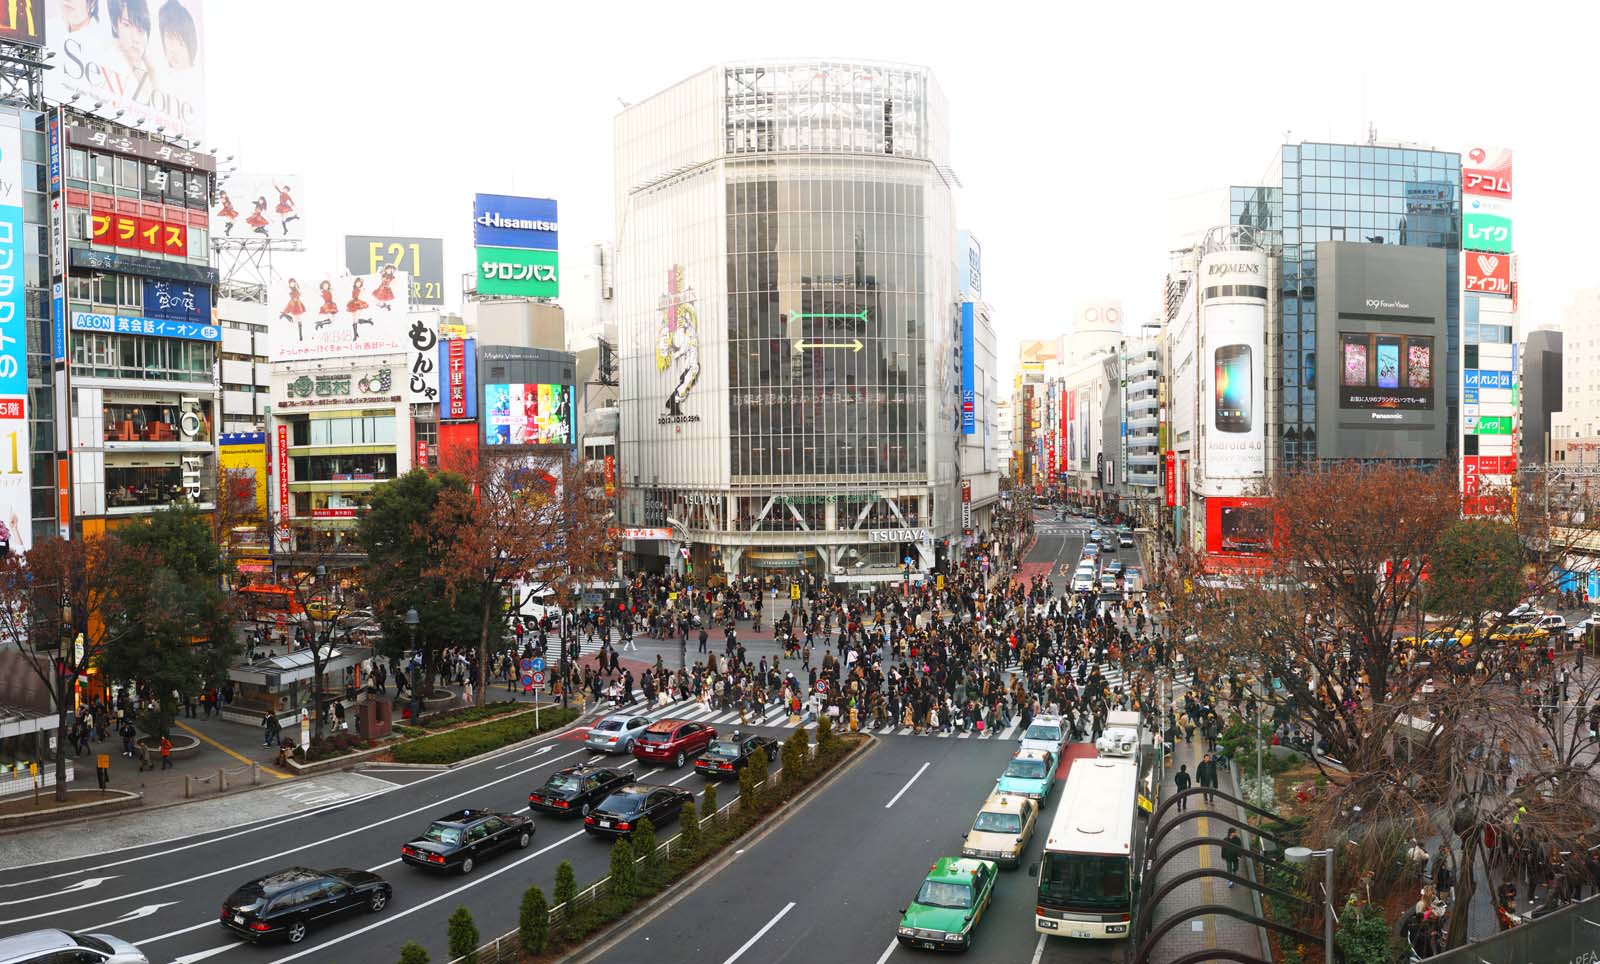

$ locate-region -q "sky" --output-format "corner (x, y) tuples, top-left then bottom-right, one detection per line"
(199, 0), (1595, 384)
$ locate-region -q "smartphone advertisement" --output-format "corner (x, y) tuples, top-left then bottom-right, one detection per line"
(1203, 283), (1267, 480)
(1339, 332), (1433, 410)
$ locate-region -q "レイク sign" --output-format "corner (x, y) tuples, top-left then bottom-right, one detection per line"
(1464, 252), (1511, 295)
(1463, 213), (1512, 254)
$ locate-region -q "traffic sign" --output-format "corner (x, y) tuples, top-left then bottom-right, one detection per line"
(529, 656), (546, 673)
(531, 670), (546, 686)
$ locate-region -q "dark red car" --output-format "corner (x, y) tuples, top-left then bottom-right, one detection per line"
(630, 719), (716, 767)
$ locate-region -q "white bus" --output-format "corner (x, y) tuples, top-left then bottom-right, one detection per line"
(1032, 757), (1141, 940)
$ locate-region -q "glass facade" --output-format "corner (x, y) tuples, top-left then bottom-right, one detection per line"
(1234, 142), (1461, 461)
(726, 165), (929, 481)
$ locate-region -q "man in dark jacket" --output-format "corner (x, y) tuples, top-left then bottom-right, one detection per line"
(1173, 763), (1192, 811)
(1196, 753), (1219, 805)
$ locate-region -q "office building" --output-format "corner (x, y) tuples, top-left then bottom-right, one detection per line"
(1521, 328), (1561, 465)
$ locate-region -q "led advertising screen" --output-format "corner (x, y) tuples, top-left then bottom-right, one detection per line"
(1339, 333), (1433, 410)
(484, 383), (574, 447)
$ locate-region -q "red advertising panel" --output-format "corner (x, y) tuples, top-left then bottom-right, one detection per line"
(1205, 496), (1272, 556)
(90, 209), (188, 256)
(438, 420), (480, 474)
(604, 454), (616, 498)
(1059, 387), (1069, 473)
(1462, 145), (1513, 199)
(1164, 451), (1177, 507)
(1462, 457), (1482, 497)
(275, 425), (290, 524)
(1464, 251), (1511, 295)
(311, 508), (357, 519)
(415, 437), (428, 470)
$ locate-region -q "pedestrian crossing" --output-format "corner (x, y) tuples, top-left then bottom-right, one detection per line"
(598, 694), (1034, 741)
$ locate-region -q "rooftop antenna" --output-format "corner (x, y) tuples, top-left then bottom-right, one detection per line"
(1367, 122), (1378, 146)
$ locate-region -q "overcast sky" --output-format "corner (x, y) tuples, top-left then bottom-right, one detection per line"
(204, 1), (1589, 382)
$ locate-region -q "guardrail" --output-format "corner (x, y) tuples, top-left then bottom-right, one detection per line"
(446, 768), (777, 964)
(184, 762), (261, 798)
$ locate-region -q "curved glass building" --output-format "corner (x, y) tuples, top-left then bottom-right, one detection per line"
(614, 61), (964, 581)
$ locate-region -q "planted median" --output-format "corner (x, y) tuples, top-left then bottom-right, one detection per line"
(389, 706), (578, 766)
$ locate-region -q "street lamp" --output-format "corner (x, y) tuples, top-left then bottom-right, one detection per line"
(1285, 805), (1360, 964)
(404, 608), (421, 722)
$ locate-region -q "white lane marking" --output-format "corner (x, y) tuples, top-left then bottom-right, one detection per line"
(1, 748), (589, 928)
(875, 936), (900, 964)
(667, 769), (699, 786)
(494, 744), (555, 769)
(171, 942), (242, 962)
(1031, 930), (1048, 964)
(999, 719), (1021, 740)
(877, 724), (896, 735)
(896, 727), (913, 736)
(214, 830), (594, 964)
(884, 762), (931, 809)
(134, 918), (236, 948)
(938, 730), (952, 739)
(78, 901), (178, 930)
(0, 875), (119, 907)
(720, 900), (796, 964)
(958, 730), (973, 740)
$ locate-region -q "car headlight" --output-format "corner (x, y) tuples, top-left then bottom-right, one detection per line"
(897, 927), (914, 936)
(944, 932), (964, 942)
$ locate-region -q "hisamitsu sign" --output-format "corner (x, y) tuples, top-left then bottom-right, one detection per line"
(472, 194), (558, 251)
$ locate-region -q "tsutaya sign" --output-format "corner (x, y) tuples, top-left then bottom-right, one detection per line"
(867, 527), (932, 544)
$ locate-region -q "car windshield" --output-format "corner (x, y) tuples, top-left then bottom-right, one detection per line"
(1004, 758), (1047, 779)
(421, 823), (462, 845)
(71, 934), (115, 952)
(1038, 853), (1130, 909)
(544, 774), (581, 792)
(1024, 725), (1061, 743)
(706, 741), (742, 757)
(638, 729), (672, 743)
(225, 887), (267, 912)
(601, 791), (646, 811)
(973, 811), (1022, 834)
(915, 880), (974, 909)
(593, 720), (622, 732)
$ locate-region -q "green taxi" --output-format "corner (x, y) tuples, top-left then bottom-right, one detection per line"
(994, 748), (1056, 803)
(896, 856), (997, 952)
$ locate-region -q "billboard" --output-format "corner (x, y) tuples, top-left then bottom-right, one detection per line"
(45, 0), (206, 143)
(268, 271), (412, 362)
(345, 235), (445, 306)
(72, 309), (218, 342)
(1462, 145), (1512, 199)
(1206, 497), (1271, 556)
(212, 175), (303, 241)
(957, 230), (981, 300)
(1199, 251), (1267, 481)
(960, 301), (975, 435)
(473, 194), (558, 250)
(0, 0), (44, 46)
(90, 207), (187, 256)
(143, 279), (210, 325)
(218, 432), (268, 520)
(1464, 251), (1511, 296)
(476, 246), (558, 298)
(440, 338), (477, 420)
(484, 383), (574, 447)
(0, 122), (25, 555)
(1463, 211), (1512, 254)
(404, 312), (439, 405)
(1339, 332), (1434, 410)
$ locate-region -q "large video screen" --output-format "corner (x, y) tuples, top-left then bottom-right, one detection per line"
(485, 383), (574, 447)
(1339, 333), (1433, 410)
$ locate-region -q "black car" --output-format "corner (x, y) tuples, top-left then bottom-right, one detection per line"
(400, 809), (533, 874)
(583, 783), (694, 839)
(529, 764), (632, 817)
(220, 867), (391, 944)
(693, 733), (778, 778)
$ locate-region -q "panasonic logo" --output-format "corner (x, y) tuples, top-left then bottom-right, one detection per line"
(1370, 412), (1403, 420)
(476, 212), (558, 232)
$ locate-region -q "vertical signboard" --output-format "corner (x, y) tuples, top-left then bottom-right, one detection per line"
(0, 122), (29, 553)
(960, 302), (975, 435)
(1165, 451), (1177, 507)
(1199, 251), (1268, 482)
(405, 312), (439, 403)
(275, 424), (290, 530)
(961, 478), (973, 533)
(440, 337), (478, 420)
(1460, 144), (1517, 518)
(472, 194), (558, 298)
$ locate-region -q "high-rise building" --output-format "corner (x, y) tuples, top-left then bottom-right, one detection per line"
(1232, 140), (1462, 463)
(615, 61), (981, 582)
(1521, 328), (1561, 466)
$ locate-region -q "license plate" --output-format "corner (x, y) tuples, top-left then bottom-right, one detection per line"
(234, 915), (244, 925)
(600, 820), (611, 828)
(1072, 929), (1092, 939)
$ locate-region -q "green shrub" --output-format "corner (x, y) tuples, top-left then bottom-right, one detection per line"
(397, 941), (430, 964)
(518, 885), (548, 954)
(738, 759), (761, 816)
(1336, 897), (1398, 964)
(609, 837), (637, 902)
(554, 859), (577, 909)
(633, 817), (661, 882)
(702, 783), (719, 825)
(815, 713), (837, 756)
(391, 708), (576, 764)
(679, 799), (701, 851)
(782, 727), (811, 787)
(418, 700), (529, 730)
(447, 906), (478, 963)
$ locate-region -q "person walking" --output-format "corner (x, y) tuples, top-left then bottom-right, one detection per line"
(1223, 828), (1244, 886)
(1197, 752), (1218, 805)
(1174, 763), (1192, 811)
(159, 735), (173, 770)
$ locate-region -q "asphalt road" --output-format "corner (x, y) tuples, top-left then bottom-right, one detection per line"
(0, 720), (785, 964)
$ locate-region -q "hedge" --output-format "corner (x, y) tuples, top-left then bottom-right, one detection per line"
(390, 707), (578, 765)
(417, 700), (532, 730)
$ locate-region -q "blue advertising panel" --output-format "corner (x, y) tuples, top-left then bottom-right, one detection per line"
(0, 147), (25, 400)
(51, 282), (63, 361)
(1464, 368), (1513, 390)
(143, 279), (212, 325)
(960, 301), (976, 435)
(473, 194), (558, 251)
(439, 337), (479, 420)
(71, 310), (220, 342)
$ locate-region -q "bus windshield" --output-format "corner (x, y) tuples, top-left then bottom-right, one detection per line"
(1038, 853), (1129, 909)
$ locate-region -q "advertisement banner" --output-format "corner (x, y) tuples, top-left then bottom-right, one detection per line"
(218, 433), (268, 519)
(45, 0), (206, 142)
(268, 271), (412, 362)
(1462, 145), (1513, 199)
(960, 302), (975, 435)
(0, 0), (44, 45)
(404, 312), (439, 404)
(603, 454), (615, 498)
(610, 527), (671, 541)
(1464, 368), (1514, 390)
(1165, 452), (1177, 507)
(475, 246), (559, 298)
(961, 478), (973, 533)
(1474, 415), (1514, 435)
(71, 310), (218, 342)
(440, 338), (477, 420)
(472, 194), (558, 250)
(0, 124), (26, 405)
(1205, 497), (1271, 556)
(143, 279), (211, 325)
(1200, 252), (1268, 480)
(1463, 212), (1513, 254)
(1340, 332), (1434, 410)
(212, 174), (303, 241)
(415, 436), (428, 469)
(1464, 251), (1511, 296)
(275, 424), (289, 527)
(484, 383), (574, 447)
(344, 235), (445, 306)
(90, 208), (187, 256)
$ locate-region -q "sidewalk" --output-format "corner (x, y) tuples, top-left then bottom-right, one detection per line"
(1149, 736), (1272, 964)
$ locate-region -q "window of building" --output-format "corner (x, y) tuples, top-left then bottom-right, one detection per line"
(298, 415), (397, 446)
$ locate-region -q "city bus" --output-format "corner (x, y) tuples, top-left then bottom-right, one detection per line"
(1033, 757), (1142, 940)
(236, 584), (303, 625)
